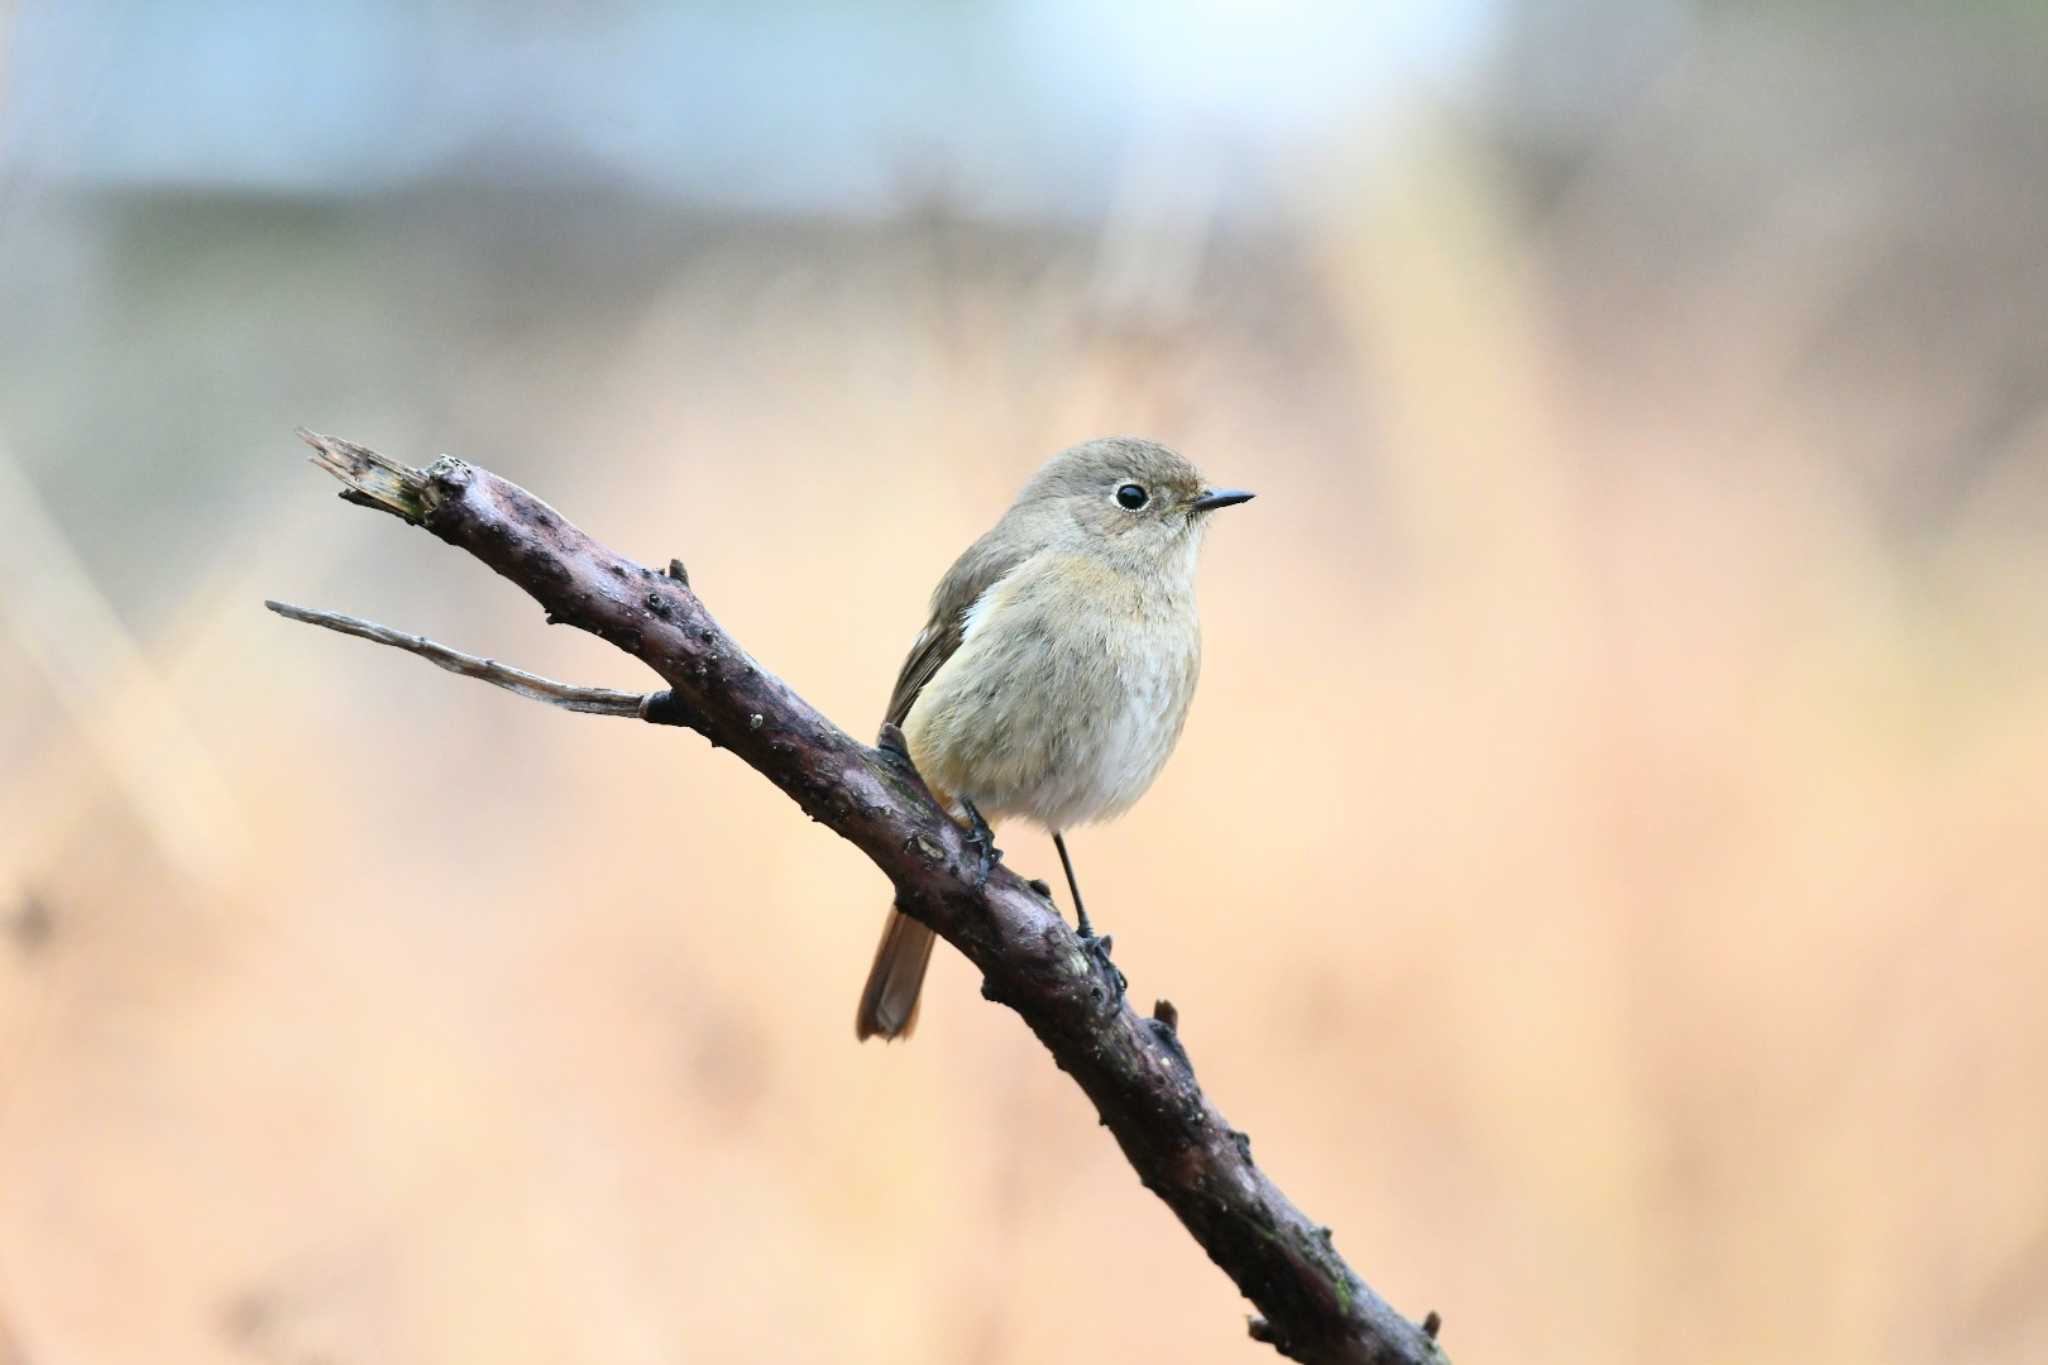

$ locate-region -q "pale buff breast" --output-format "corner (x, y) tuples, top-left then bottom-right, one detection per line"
(903, 552), (1202, 831)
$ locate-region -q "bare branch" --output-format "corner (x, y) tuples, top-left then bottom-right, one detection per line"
(296, 427), (436, 523)
(263, 600), (647, 717)
(274, 430), (1449, 1365)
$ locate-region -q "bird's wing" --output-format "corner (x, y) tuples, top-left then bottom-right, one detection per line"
(885, 526), (1032, 728)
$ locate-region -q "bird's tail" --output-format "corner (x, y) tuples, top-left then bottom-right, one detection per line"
(855, 907), (936, 1041)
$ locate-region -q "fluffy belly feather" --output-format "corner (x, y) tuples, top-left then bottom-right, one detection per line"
(903, 568), (1200, 831)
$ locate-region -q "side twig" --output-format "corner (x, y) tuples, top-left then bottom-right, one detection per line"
(263, 601), (648, 716)
(271, 429), (1448, 1365)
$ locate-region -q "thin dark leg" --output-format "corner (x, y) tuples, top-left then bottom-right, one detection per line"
(1052, 830), (1125, 1005)
(1052, 831), (1092, 937)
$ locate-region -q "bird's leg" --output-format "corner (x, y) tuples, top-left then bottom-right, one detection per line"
(1053, 831), (1125, 1003)
(959, 797), (1001, 888)
(1053, 830), (1094, 936)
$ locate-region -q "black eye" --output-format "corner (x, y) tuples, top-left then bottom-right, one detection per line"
(1115, 483), (1149, 510)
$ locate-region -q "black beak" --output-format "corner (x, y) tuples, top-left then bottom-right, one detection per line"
(1190, 488), (1255, 513)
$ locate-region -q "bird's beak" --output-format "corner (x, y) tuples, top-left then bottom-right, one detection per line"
(1190, 488), (1255, 513)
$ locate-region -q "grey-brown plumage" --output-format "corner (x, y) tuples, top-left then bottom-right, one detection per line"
(856, 437), (1252, 1040)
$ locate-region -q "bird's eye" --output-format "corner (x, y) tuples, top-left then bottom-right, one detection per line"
(1115, 483), (1149, 510)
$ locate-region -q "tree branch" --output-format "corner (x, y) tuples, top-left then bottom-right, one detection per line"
(263, 600), (650, 717)
(272, 429), (1449, 1365)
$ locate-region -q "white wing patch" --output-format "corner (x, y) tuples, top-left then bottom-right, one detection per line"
(957, 575), (1009, 645)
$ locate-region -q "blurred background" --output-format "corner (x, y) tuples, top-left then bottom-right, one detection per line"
(3, 2), (2046, 1361)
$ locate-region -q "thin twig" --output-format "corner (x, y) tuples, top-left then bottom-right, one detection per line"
(263, 601), (647, 717)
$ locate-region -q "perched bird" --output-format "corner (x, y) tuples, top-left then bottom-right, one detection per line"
(856, 437), (1253, 1040)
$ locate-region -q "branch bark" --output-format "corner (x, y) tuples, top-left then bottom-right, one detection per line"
(274, 430), (1449, 1365)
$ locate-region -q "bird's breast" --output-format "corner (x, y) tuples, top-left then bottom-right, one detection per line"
(903, 554), (1203, 830)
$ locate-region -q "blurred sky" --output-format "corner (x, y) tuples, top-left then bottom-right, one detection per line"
(3, 0), (1518, 216)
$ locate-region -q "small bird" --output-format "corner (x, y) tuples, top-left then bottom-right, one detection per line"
(856, 437), (1254, 1040)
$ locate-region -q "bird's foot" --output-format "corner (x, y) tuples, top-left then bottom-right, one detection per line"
(960, 798), (1002, 888)
(875, 722), (915, 767)
(1076, 917), (1127, 1006)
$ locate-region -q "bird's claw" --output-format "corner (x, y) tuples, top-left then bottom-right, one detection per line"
(1078, 924), (1127, 1005)
(960, 798), (1001, 888)
(875, 722), (915, 766)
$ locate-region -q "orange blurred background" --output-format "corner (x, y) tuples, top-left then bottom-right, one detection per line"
(3, 4), (2046, 1363)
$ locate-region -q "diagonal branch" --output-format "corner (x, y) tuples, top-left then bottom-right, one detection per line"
(272, 429), (1449, 1365)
